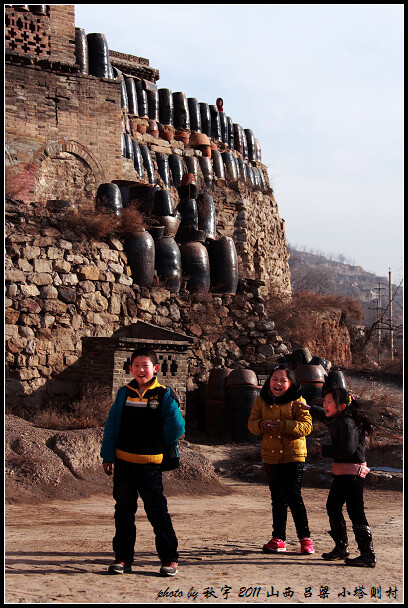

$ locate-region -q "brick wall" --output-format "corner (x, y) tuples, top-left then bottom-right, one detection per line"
(5, 62), (123, 204)
(81, 337), (191, 413)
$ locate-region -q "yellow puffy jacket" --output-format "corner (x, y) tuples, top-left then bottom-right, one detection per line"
(248, 383), (312, 464)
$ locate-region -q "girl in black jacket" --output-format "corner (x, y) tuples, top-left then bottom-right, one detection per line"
(303, 386), (376, 567)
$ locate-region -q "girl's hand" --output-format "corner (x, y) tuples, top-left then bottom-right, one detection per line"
(261, 419), (280, 432)
(314, 441), (322, 454)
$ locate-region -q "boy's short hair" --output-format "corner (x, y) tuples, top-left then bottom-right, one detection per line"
(130, 346), (158, 366)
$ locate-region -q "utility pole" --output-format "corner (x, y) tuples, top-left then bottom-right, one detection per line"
(372, 282), (385, 364)
(389, 270), (394, 360)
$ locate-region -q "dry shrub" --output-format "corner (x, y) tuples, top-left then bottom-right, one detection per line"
(117, 206), (145, 236)
(15, 384), (113, 430)
(379, 355), (403, 376)
(63, 206), (146, 240)
(266, 290), (363, 347)
(68, 383), (113, 428)
(64, 208), (119, 239)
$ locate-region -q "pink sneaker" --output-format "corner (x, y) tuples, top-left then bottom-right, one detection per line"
(300, 537), (315, 554)
(263, 538), (286, 553)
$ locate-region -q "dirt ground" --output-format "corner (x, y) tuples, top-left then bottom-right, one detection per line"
(5, 479), (403, 604)
(5, 372), (403, 604)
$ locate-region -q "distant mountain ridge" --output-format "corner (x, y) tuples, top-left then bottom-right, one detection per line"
(287, 246), (403, 331)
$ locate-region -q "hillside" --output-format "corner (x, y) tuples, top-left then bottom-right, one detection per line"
(287, 246), (403, 351)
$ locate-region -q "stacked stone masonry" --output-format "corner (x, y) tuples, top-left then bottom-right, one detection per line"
(5, 199), (297, 413)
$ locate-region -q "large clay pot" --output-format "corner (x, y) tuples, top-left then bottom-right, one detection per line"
(324, 371), (348, 392)
(226, 369), (258, 389)
(173, 92), (190, 130)
(188, 98), (201, 132)
(205, 368), (232, 440)
(178, 173), (197, 200)
(295, 365), (326, 385)
(185, 155), (200, 182)
(147, 89), (159, 121)
(180, 240), (210, 294)
(125, 77), (139, 115)
(227, 385), (261, 443)
(246, 164), (255, 187)
(153, 189), (174, 216)
(244, 128), (256, 161)
(255, 138), (262, 162)
(158, 88), (174, 125)
(139, 145), (155, 185)
(199, 156), (213, 188)
(168, 154), (184, 188)
(156, 153), (171, 189)
(154, 236), (182, 293)
(132, 140), (144, 178)
(222, 152), (238, 182)
(236, 157), (246, 181)
(212, 150), (225, 180)
(209, 105), (222, 141)
(114, 68), (128, 110)
(207, 236), (238, 295)
(252, 166), (261, 190)
(207, 368), (232, 400)
(96, 183), (122, 216)
(124, 229), (155, 287)
(310, 356), (331, 371)
(233, 123), (244, 154)
(28, 5), (47, 14)
(135, 78), (148, 118)
(177, 197), (198, 230)
(300, 384), (324, 404)
(155, 212), (181, 237)
(219, 111), (228, 144)
(87, 33), (114, 79)
(285, 348), (312, 368)
(75, 28), (89, 75)
(196, 193), (216, 240)
(125, 134), (135, 160)
(242, 129), (248, 159)
(227, 116), (234, 150)
(199, 102), (212, 137)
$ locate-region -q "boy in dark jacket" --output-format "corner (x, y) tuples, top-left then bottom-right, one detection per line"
(101, 346), (185, 577)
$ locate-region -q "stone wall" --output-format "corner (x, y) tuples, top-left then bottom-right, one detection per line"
(5, 199), (291, 414)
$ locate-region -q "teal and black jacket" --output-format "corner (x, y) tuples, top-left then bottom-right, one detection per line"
(100, 377), (185, 465)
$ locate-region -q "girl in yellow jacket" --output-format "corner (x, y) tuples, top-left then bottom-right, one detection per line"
(248, 364), (314, 554)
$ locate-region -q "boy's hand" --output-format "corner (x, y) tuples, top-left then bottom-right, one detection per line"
(300, 402), (311, 410)
(103, 462), (113, 476)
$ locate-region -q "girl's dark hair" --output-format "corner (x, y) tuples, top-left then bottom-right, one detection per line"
(324, 386), (374, 439)
(270, 364), (297, 387)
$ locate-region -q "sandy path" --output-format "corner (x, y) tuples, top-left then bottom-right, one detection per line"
(5, 482), (403, 604)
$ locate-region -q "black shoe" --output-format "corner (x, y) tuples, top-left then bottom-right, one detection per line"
(108, 560), (132, 574)
(322, 544), (350, 561)
(344, 553), (376, 568)
(345, 525), (376, 567)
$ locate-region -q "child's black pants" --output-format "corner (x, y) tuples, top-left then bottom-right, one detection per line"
(112, 460), (178, 564)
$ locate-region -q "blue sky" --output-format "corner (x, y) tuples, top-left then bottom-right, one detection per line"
(75, 4), (404, 281)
